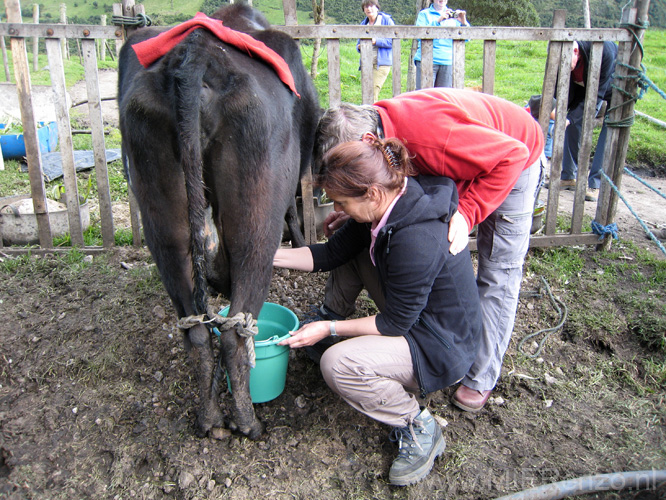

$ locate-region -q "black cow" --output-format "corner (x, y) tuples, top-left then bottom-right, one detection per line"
(118, 4), (319, 438)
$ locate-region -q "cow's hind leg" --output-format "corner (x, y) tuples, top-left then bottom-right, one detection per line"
(217, 328), (265, 439)
(137, 198), (225, 437)
(185, 323), (226, 436)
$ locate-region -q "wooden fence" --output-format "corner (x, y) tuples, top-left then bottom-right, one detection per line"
(0, 0), (650, 254)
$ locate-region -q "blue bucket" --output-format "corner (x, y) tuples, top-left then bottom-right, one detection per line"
(0, 121), (59, 159)
(214, 302), (298, 403)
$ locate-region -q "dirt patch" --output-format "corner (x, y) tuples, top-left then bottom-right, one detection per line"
(68, 70), (119, 128)
(1, 224), (665, 499)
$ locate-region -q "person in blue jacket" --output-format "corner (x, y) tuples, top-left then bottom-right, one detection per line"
(413, 0), (469, 89)
(274, 137), (482, 486)
(358, 0), (395, 101)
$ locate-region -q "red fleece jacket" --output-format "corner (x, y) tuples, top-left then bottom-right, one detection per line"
(131, 12), (300, 97)
(375, 89), (544, 229)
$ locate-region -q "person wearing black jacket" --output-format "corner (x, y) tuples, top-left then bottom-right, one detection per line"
(273, 137), (482, 486)
(560, 40), (618, 202)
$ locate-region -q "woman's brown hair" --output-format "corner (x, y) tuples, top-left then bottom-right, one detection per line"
(317, 137), (416, 199)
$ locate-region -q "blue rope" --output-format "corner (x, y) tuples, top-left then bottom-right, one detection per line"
(624, 167), (666, 201)
(605, 20), (666, 129)
(591, 221), (619, 241)
(600, 170), (666, 256)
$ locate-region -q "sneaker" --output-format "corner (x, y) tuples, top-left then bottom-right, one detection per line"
(560, 179), (576, 191)
(585, 188), (599, 202)
(388, 408), (446, 486)
(303, 305), (345, 364)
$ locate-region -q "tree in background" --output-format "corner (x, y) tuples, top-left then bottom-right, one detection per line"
(201, 0), (230, 16)
(310, 0), (325, 78)
(530, 0), (665, 27)
(455, 0), (540, 26)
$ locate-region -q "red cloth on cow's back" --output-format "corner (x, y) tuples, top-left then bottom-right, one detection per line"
(131, 12), (300, 97)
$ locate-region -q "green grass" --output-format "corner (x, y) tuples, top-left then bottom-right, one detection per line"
(527, 239), (666, 364)
(0, 50), (117, 88)
(0, 246), (89, 275)
(527, 246), (586, 283)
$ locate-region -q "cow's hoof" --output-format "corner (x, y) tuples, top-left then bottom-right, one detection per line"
(209, 427), (232, 440)
(195, 411), (225, 438)
(228, 418), (265, 440)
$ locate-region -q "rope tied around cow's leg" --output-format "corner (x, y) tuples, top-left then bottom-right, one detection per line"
(207, 306), (259, 369)
(176, 308), (259, 368)
(176, 313), (214, 329)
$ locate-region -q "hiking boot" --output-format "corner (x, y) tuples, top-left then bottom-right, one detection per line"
(388, 408), (446, 486)
(560, 179), (576, 191)
(303, 304), (345, 364)
(451, 385), (492, 412)
(585, 188), (599, 202)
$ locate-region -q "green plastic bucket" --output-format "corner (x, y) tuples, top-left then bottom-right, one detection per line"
(215, 302), (298, 403)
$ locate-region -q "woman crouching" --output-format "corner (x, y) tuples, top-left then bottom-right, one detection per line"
(273, 137), (482, 486)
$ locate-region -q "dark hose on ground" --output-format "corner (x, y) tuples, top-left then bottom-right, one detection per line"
(493, 470), (666, 500)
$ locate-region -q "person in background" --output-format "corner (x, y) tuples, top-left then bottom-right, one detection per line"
(309, 88), (544, 414)
(413, 0), (469, 89)
(526, 94), (555, 163)
(558, 40), (618, 202)
(358, 0), (395, 102)
(274, 137), (482, 486)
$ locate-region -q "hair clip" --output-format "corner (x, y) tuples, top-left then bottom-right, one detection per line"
(382, 144), (400, 170)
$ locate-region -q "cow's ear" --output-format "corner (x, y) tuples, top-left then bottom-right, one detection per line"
(361, 132), (377, 144)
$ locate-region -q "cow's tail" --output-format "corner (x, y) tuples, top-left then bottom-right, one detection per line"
(174, 31), (210, 317)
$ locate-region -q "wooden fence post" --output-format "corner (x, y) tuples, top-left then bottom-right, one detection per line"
(46, 37), (85, 246)
(326, 39), (341, 106)
(542, 10), (567, 237)
(99, 15), (106, 62)
(451, 39), (466, 88)
(119, 0), (144, 246)
(112, 3), (124, 55)
(596, 0), (651, 250)
(4, 0), (53, 246)
(59, 3), (69, 60)
(32, 3), (38, 71)
(391, 38), (401, 96)
(1, 36), (10, 82)
(359, 39), (374, 104)
(282, 0), (316, 243)
(81, 38), (116, 247)
(569, 41), (604, 233)
(282, 0), (297, 26)
(481, 40), (496, 94)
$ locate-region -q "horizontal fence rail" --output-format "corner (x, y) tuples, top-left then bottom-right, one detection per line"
(0, 23), (122, 40)
(275, 25), (634, 43)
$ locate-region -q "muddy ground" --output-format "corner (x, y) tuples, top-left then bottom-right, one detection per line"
(0, 71), (664, 499)
(1, 217), (665, 499)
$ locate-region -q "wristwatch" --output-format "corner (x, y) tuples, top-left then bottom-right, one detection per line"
(329, 320), (338, 337)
